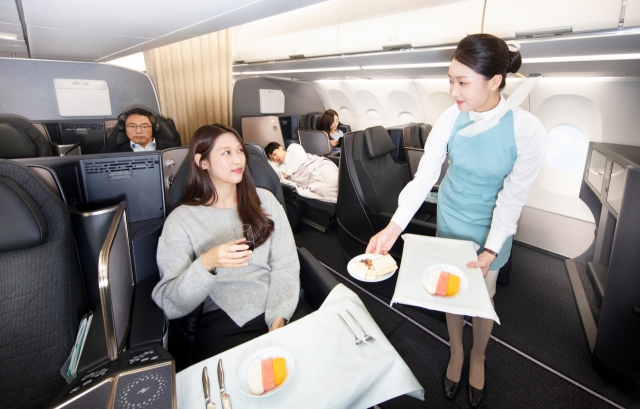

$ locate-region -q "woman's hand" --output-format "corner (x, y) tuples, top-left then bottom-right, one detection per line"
(366, 222), (403, 255)
(330, 139), (339, 147)
(281, 172), (288, 179)
(201, 239), (252, 271)
(270, 317), (285, 331)
(467, 251), (496, 277)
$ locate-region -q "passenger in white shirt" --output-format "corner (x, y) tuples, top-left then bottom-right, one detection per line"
(366, 34), (545, 407)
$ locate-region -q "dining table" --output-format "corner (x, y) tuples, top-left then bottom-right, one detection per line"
(176, 283), (424, 408)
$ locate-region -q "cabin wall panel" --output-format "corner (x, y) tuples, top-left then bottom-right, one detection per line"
(144, 30), (232, 145)
(311, 81), (361, 130)
(624, 0), (640, 27)
(0, 58), (159, 121)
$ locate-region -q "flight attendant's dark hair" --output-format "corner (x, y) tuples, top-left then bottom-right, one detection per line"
(183, 124), (274, 247)
(320, 109), (339, 136)
(451, 34), (522, 90)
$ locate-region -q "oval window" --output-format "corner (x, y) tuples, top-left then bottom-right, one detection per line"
(545, 125), (589, 172)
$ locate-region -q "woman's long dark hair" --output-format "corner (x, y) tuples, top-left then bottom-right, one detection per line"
(452, 34), (522, 90)
(182, 124), (274, 247)
(319, 109), (339, 139)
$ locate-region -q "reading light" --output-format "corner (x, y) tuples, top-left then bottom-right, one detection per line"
(0, 33), (19, 40)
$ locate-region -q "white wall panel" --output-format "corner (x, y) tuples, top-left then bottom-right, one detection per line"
(232, 19), (268, 63)
(338, 0), (484, 54)
(624, 0), (640, 27)
(311, 81), (362, 130)
(263, 0), (343, 60)
(414, 79), (453, 126)
(484, 0), (623, 38)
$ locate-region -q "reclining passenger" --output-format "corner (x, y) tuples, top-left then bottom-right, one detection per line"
(101, 108), (178, 152)
(265, 142), (338, 202)
(152, 124), (305, 361)
(319, 109), (343, 155)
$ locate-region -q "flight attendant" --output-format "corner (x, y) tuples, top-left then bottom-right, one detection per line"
(366, 34), (545, 406)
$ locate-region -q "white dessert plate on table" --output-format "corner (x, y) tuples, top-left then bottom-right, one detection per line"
(419, 263), (469, 300)
(237, 346), (295, 398)
(347, 253), (397, 282)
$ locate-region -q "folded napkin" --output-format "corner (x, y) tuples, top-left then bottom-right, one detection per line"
(391, 234), (500, 324)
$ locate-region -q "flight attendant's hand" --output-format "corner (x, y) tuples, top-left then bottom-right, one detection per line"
(467, 251), (497, 277)
(330, 139), (339, 147)
(201, 239), (252, 270)
(366, 222), (403, 255)
(270, 317), (285, 331)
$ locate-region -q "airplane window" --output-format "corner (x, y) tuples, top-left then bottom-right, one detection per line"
(366, 109), (382, 127)
(545, 124), (589, 172)
(339, 107), (354, 127)
(398, 112), (416, 124)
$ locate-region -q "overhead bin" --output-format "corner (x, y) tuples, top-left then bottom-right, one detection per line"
(337, 0), (484, 54)
(484, 0), (623, 38)
(232, 18), (269, 63)
(624, 0), (640, 27)
(262, 0), (343, 61)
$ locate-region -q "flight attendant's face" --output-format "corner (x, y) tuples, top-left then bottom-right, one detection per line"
(196, 133), (246, 186)
(448, 59), (502, 113)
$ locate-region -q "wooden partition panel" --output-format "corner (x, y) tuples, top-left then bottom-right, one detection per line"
(144, 30), (233, 145)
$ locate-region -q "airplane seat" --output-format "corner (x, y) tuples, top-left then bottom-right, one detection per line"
(298, 129), (331, 156)
(0, 159), (85, 407)
(403, 123), (423, 148)
(303, 111), (323, 130)
(337, 126), (436, 260)
(163, 143), (339, 371)
(106, 114), (182, 149)
(419, 123), (432, 148)
(0, 115), (52, 159)
(385, 125), (408, 163)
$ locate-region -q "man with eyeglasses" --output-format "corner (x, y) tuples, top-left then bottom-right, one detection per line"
(101, 108), (178, 153)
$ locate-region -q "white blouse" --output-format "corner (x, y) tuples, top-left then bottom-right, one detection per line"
(390, 96), (546, 254)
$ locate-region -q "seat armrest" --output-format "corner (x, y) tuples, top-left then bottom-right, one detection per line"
(327, 155), (340, 166)
(298, 247), (339, 310)
(128, 274), (165, 349)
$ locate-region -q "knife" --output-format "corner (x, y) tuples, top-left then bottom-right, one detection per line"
(218, 359), (232, 409)
(202, 366), (216, 409)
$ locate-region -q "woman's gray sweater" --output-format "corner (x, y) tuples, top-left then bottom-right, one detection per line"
(152, 188), (300, 327)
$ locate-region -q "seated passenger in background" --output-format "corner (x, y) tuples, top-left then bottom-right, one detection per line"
(152, 124), (304, 362)
(101, 108), (176, 153)
(319, 109), (343, 155)
(265, 142), (338, 202)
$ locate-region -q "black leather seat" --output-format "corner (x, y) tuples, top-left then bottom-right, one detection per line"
(106, 115), (182, 148)
(337, 126), (437, 260)
(0, 160), (86, 408)
(0, 115), (52, 159)
(304, 111), (351, 134)
(419, 123), (432, 147)
(164, 142), (339, 370)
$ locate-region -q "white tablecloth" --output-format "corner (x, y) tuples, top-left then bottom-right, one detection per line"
(390, 234), (500, 324)
(176, 284), (424, 409)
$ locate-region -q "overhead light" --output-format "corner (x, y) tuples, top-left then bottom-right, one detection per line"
(233, 66), (361, 75)
(362, 62), (450, 70)
(523, 53), (640, 63)
(0, 33), (19, 40)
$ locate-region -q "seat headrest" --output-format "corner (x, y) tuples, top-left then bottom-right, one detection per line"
(364, 126), (395, 159)
(0, 115), (52, 159)
(304, 112), (323, 130)
(0, 175), (48, 252)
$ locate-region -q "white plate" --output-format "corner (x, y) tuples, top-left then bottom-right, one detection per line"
(419, 264), (469, 299)
(236, 346), (295, 398)
(347, 253), (397, 282)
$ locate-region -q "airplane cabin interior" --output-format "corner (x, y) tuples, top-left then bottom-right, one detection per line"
(0, 0), (639, 408)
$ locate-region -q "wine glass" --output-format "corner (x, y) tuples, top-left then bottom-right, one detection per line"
(232, 224), (254, 251)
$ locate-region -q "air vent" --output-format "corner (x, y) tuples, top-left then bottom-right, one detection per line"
(83, 158), (157, 174)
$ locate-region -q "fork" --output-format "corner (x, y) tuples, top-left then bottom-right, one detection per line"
(346, 310), (376, 342)
(337, 313), (364, 345)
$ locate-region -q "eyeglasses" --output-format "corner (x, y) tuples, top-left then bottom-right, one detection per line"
(126, 124), (152, 131)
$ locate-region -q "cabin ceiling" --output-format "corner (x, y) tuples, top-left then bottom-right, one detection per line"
(17, 0), (326, 62)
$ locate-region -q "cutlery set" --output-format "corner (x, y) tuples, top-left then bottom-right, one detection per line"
(202, 359), (232, 409)
(337, 309), (376, 346)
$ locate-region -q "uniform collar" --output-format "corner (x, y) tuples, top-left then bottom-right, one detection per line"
(469, 94), (505, 122)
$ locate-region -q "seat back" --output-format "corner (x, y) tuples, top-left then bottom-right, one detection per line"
(0, 160), (82, 407)
(303, 111), (323, 130)
(419, 124), (432, 147)
(241, 116), (284, 147)
(0, 115), (52, 159)
(298, 129), (330, 156)
(402, 123), (422, 148)
(107, 115), (182, 148)
(405, 147), (424, 178)
(385, 125), (407, 162)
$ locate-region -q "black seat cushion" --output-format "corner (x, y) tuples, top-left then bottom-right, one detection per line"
(0, 160), (79, 408)
(108, 115), (182, 147)
(0, 176), (48, 252)
(0, 115), (52, 159)
(353, 129), (404, 214)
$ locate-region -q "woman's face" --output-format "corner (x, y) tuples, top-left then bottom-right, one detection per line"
(330, 115), (339, 132)
(448, 59), (502, 113)
(196, 132), (246, 186)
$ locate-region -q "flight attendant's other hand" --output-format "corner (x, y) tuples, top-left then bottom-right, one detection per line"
(467, 251), (497, 277)
(366, 222), (403, 255)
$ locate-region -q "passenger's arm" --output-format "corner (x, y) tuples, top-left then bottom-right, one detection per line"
(263, 194), (300, 327)
(484, 113), (546, 254)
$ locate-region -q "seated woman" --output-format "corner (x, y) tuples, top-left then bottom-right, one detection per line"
(319, 109), (343, 155)
(265, 141), (338, 202)
(152, 124), (303, 363)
